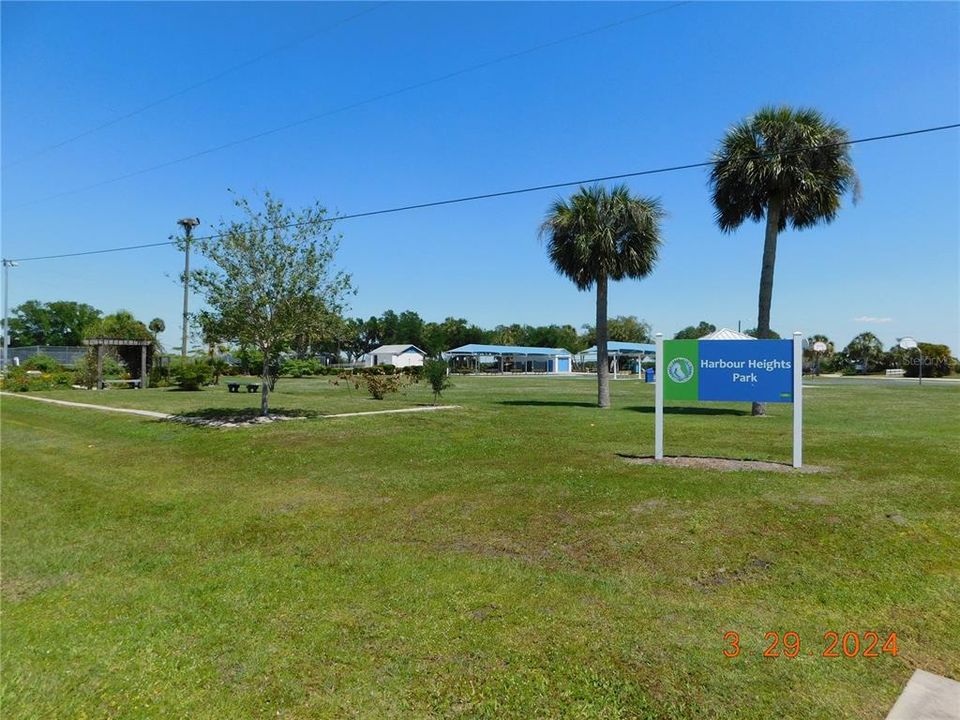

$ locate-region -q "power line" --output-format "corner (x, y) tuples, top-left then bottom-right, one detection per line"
(5, 121), (958, 263)
(8, 240), (177, 262)
(14, 2), (690, 208)
(1, 3), (388, 169)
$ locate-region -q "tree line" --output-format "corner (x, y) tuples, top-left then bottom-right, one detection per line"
(330, 312), (654, 360)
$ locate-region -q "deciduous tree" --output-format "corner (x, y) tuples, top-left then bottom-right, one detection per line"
(191, 192), (353, 415)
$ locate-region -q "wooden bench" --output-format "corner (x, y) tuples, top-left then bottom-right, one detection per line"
(101, 379), (141, 389)
(227, 382), (260, 393)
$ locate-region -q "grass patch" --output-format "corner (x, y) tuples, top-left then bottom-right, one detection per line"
(2, 377), (958, 717)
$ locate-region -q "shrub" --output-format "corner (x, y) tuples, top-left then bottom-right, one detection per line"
(330, 368), (407, 399)
(22, 354), (62, 372)
(50, 371), (75, 387)
(170, 362), (213, 391)
(401, 365), (423, 381)
(281, 358), (324, 378)
(361, 372), (406, 400)
(423, 359), (451, 403)
(73, 351), (127, 388)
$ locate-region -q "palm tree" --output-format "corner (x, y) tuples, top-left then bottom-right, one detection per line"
(541, 184), (664, 408)
(709, 106), (859, 415)
(807, 333), (834, 375)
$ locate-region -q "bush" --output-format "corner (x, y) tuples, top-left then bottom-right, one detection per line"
(73, 351), (128, 388)
(330, 368), (407, 400)
(423, 359), (451, 403)
(401, 365), (423, 380)
(281, 358), (325, 378)
(170, 362), (213, 391)
(22, 354), (63, 372)
(902, 343), (953, 378)
(0, 367), (75, 392)
(361, 373), (406, 399)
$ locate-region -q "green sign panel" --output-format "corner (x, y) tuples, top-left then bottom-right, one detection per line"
(662, 339), (699, 401)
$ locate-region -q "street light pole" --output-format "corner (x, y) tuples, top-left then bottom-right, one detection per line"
(177, 218), (200, 363)
(2, 259), (18, 370)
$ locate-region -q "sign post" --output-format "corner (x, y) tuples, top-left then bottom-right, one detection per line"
(655, 333), (664, 460)
(654, 332), (804, 468)
(793, 332), (803, 468)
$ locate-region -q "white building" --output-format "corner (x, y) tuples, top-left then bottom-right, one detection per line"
(366, 344), (427, 368)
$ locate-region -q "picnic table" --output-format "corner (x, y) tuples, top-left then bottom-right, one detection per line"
(227, 382), (260, 393)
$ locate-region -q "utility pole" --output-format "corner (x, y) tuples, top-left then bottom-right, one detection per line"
(2, 259), (18, 370)
(177, 218), (200, 363)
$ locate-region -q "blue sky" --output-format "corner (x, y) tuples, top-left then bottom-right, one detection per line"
(2, 1), (958, 351)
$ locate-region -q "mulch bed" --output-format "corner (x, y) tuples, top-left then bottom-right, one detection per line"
(620, 455), (830, 473)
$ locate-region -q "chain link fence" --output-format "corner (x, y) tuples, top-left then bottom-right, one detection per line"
(5, 345), (88, 367)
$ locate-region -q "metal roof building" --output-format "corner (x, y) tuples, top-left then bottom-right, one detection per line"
(444, 344), (574, 374)
(366, 344), (427, 368)
(701, 328), (755, 341)
(578, 340), (657, 379)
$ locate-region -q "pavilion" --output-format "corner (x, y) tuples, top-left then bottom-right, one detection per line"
(578, 341), (656, 379)
(444, 344), (574, 374)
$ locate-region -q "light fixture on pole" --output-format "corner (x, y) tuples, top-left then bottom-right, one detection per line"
(2, 259), (19, 370)
(176, 217), (200, 363)
(897, 336), (921, 385)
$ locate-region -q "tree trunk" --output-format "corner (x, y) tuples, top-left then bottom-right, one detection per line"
(753, 195), (782, 417)
(596, 274), (610, 409)
(260, 352), (270, 416)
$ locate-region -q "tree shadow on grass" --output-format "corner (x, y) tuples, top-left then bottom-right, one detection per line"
(162, 406), (319, 428)
(498, 400), (597, 408)
(624, 405), (750, 416)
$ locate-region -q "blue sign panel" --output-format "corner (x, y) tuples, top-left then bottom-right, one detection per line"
(698, 339), (794, 403)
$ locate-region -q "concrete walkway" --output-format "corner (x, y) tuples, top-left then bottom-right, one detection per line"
(0, 392), (171, 418)
(886, 670), (960, 720)
(1, 392), (459, 422)
(323, 405), (461, 418)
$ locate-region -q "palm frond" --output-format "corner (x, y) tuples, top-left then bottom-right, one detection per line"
(541, 185), (664, 290)
(708, 105), (858, 232)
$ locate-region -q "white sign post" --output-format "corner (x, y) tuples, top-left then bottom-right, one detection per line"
(792, 332), (803, 468)
(655, 333), (664, 460)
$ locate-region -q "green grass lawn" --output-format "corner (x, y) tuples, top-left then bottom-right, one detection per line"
(2, 377), (958, 718)
(14, 374), (448, 416)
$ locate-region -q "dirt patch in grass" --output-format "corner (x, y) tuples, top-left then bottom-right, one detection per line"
(619, 454), (831, 474)
(693, 558), (774, 590)
(3, 572), (77, 603)
(168, 407), (315, 428)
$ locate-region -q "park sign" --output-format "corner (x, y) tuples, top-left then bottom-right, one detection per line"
(662, 339), (794, 403)
(654, 333), (804, 468)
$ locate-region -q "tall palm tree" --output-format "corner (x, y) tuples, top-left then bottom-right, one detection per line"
(709, 106), (859, 415)
(541, 185), (664, 408)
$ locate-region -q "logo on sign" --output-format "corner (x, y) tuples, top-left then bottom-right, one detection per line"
(667, 357), (694, 383)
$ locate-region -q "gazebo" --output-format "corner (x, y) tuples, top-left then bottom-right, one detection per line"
(83, 337), (154, 389)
